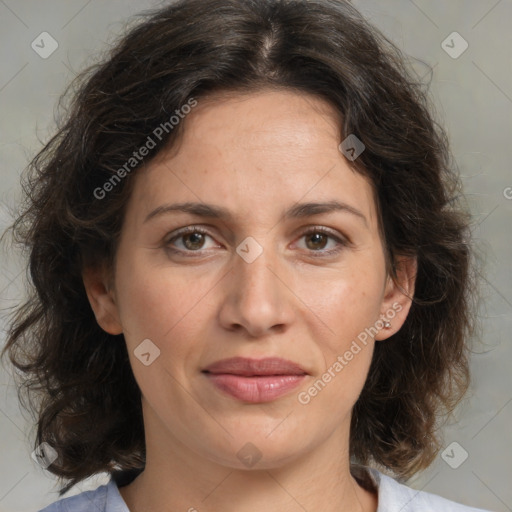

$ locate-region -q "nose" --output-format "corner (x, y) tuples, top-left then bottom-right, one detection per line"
(217, 240), (295, 338)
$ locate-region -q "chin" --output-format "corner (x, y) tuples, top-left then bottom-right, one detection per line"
(200, 428), (311, 470)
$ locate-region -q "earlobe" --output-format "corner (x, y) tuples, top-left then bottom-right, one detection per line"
(375, 255), (417, 341)
(82, 265), (123, 335)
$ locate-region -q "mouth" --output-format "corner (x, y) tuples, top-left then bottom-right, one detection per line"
(202, 357), (308, 403)
(202, 356), (308, 376)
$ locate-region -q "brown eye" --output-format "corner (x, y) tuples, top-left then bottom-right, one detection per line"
(305, 232), (329, 251)
(165, 226), (218, 254)
(296, 227), (348, 257)
(181, 232), (207, 250)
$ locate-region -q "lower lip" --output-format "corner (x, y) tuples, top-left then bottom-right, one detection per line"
(204, 373), (306, 403)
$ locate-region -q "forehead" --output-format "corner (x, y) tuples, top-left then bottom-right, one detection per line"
(128, 89), (378, 229)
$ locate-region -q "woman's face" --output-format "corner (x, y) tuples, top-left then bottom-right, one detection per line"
(85, 89), (414, 470)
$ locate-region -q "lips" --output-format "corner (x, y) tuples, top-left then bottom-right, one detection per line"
(202, 357), (308, 376)
(202, 357), (308, 403)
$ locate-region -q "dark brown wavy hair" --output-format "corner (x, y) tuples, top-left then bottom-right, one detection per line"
(1, 0), (478, 496)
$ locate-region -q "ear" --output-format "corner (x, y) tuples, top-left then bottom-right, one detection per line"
(82, 264), (123, 335)
(375, 254), (417, 341)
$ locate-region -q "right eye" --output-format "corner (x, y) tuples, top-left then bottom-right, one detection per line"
(164, 226), (222, 255)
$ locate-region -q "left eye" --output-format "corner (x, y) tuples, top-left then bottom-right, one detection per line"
(297, 229), (345, 253)
(165, 227), (347, 256)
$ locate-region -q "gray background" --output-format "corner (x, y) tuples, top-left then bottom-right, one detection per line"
(0, 1), (511, 511)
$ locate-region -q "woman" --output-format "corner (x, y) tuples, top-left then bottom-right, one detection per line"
(1, 0), (490, 510)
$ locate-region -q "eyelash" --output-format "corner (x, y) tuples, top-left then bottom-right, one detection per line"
(164, 225), (348, 258)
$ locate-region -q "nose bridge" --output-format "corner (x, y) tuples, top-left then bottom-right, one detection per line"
(235, 234), (280, 303)
(219, 233), (293, 336)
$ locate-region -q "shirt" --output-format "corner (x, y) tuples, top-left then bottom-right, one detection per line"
(37, 465), (493, 512)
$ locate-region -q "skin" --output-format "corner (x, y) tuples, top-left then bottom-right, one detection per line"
(83, 89), (416, 512)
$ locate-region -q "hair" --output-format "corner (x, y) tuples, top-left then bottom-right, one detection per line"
(1, 0), (478, 496)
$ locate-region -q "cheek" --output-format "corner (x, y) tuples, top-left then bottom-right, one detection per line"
(301, 266), (384, 394)
(310, 268), (384, 341)
(114, 256), (209, 408)
(114, 250), (209, 355)
(300, 281), (381, 409)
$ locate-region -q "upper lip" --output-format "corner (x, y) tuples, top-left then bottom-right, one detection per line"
(202, 357), (308, 376)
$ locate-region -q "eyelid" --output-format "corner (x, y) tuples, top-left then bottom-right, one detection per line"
(164, 225), (219, 249)
(296, 225), (350, 242)
(294, 225), (350, 256)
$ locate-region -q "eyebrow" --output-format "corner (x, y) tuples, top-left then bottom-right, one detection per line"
(144, 200), (368, 227)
